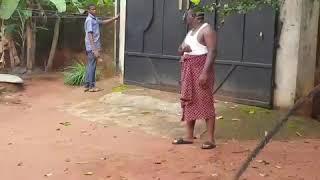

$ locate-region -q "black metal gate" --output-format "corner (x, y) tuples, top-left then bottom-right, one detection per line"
(124, 0), (277, 108)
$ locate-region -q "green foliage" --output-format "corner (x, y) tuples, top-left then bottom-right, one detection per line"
(0, 0), (20, 19)
(193, 0), (282, 18)
(63, 61), (101, 86)
(0, 0), (67, 19)
(44, 0), (67, 12)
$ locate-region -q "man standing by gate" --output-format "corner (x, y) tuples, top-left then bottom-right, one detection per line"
(84, 4), (119, 92)
(172, 6), (217, 149)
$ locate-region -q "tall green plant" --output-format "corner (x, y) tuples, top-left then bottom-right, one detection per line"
(63, 61), (101, 86)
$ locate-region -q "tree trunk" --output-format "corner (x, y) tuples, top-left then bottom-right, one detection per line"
(45, 17), (61, 72)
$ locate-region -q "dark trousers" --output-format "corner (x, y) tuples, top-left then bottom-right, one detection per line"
(85, 51), (97, 88)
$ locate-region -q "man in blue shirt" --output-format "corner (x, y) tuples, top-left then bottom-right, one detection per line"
(84, 4), (119, 92)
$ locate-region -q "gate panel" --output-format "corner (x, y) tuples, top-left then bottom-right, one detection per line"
(163, 0), (187, 55)
(125, 0), (277, 108)
(216, 15), (245, 61)
(243, 7), (276, 64)
(144, 0), (164, 54)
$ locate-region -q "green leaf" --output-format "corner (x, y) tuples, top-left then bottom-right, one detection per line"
(0, 0), (21, 19)
(49, 0), (67, 12)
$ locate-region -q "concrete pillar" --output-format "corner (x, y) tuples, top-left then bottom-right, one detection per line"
(119, 0), (127, 83)
(274, 0), (302, 108)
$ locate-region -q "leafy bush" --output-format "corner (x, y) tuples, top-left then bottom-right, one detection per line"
(63, 62), (101, 86)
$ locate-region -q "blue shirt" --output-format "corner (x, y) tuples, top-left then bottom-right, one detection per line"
(84, 13), (102, 51)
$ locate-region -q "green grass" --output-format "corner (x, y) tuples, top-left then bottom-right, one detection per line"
(214, 103), (320, 140)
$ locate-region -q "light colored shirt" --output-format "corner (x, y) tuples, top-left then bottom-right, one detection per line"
(84, 13), (102, 51)
(184, 23), (208, 56)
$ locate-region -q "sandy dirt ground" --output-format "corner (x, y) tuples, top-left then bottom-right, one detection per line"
(1, 74), (320, 180)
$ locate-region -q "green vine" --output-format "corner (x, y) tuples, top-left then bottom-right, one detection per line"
(191, 0), (283, 18)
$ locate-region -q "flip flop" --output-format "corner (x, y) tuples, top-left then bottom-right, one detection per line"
(89, 87), (103, 92)
(201, 141), (216, 149)
(84, 88), (90, 92)
(172, 138), (193, 145)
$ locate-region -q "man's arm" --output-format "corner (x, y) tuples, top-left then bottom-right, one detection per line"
(100, 15), (119, 25)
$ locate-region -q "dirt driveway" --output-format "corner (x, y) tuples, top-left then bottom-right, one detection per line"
(1, 74), (320, 180)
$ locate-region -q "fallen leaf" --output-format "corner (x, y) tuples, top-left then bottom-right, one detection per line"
(17, 162), (23, 166)
(84, 172), (93, 175)
(76, 161), (89, 164)
(249, 110), (256, 114)
(211, 173), (218, 177)
(231, 118), (240, 121)
(275, 165), (282, 169)
(120, 176), (128, 180)
(256, 160), (270, 165)
(217, 116), (224, 120)
(44, 173), (53, 177)
(154, 161), (162, 165)
(104, 125), (108, 128)
(296, 131), (303, 137)
(56, 128), (61, 131)
(101, 157), (107, 160)
(232, 149), (250, 154)
(113, 136), (117, 138)
(141, 111), (151, 115)
(180, 171), (202, 174)
(259, 173), (266, 177)
(8, 142), (13, 145)
(59, 122), (71, 126)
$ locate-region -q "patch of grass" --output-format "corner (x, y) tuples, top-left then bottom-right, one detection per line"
(112, 84), (129, 93)
(63, 62), (101, 86)
(214, 104), (320, 140)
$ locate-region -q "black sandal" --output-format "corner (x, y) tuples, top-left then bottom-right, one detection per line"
(172, 138), (193, 145)
(201, 141), (216, 149)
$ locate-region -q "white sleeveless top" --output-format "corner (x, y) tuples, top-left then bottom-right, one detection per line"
(184, 23), (209, 56)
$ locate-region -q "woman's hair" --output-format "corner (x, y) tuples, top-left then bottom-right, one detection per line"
(189, 2), (205, 21)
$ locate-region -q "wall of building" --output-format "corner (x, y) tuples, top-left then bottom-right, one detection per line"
(296, 0), (320, 115)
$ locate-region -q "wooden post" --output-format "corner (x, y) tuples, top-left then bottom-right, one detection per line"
(26, 18), (33, 71)
(46, 16), (61, 72)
